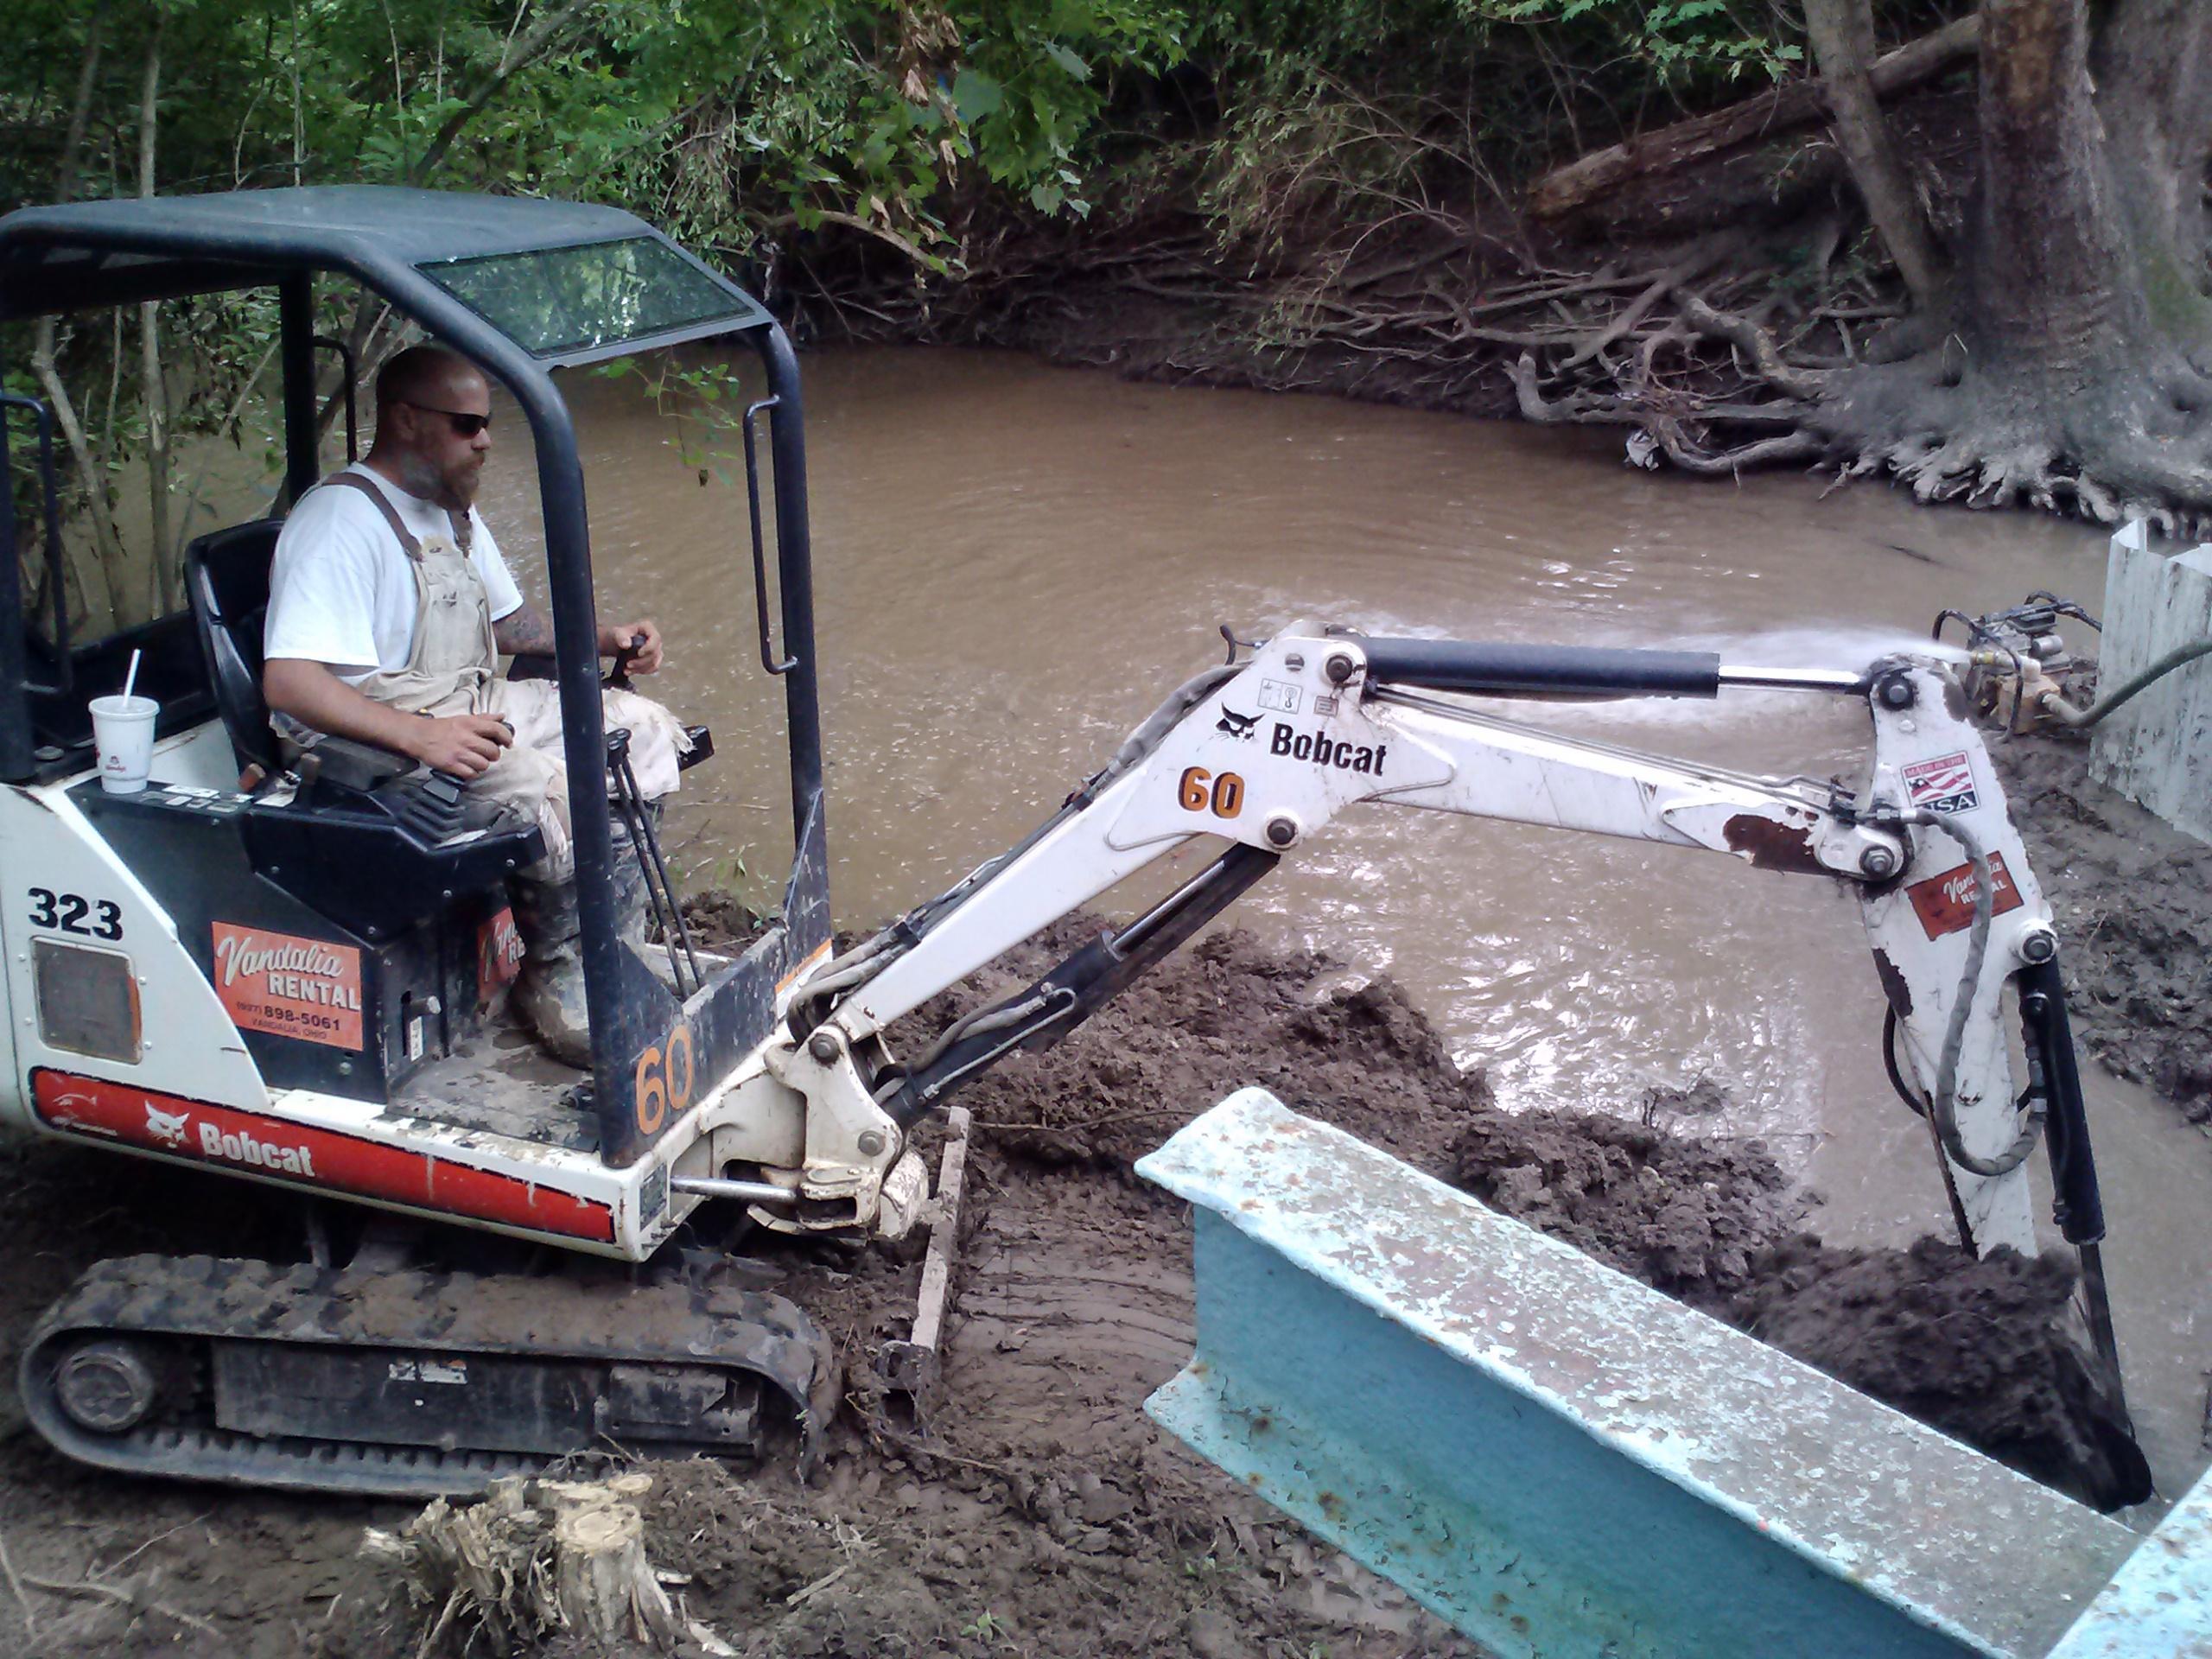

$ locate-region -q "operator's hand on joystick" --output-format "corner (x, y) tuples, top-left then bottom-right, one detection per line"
(601, 618), (664, 681)
(410, 711), (512, 779)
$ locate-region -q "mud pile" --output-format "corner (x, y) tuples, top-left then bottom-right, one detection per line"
(1724, 1236), (2145, 1508)
(923, 920), (2133, 1508)
(899, 925), (1493, 1173)
(671, 889), (773, 955)
(1993, 729), (2212, 1128)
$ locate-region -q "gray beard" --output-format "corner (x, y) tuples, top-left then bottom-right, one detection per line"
(393, 452), (474, 513)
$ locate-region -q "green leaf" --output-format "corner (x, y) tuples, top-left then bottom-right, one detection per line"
(1044, 41), (1090, 80)
(950, 68), (1003, 123)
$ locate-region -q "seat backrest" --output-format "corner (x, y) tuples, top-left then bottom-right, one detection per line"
(185, 519), (283, 773)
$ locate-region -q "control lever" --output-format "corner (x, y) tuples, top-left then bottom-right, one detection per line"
(605, 632), (645, 692)
(392, 766), (470, 842)
(606, 728), (702, 997)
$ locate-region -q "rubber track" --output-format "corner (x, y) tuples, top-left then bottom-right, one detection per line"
(19, 1255), (836, 1497)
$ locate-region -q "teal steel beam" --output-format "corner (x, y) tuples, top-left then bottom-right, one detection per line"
(1138, 1090), (2137, 1659)
(2045, 1459), (2212, 1657)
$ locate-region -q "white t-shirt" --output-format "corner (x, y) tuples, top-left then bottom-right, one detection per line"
(264, 464), (524, 681)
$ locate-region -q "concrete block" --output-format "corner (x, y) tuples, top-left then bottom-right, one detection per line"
(2090, 520), (2212, 844)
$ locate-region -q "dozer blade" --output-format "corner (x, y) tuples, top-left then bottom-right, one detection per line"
(875, 1104), (973, 1420)
(19, 1255), (836, 1497)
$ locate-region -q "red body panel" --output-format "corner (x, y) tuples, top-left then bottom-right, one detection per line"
(31, 1070), (614, 1243)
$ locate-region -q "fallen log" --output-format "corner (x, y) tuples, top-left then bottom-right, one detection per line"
(1528, 16), (1979, 219)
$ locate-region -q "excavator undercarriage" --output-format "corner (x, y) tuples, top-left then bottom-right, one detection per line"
(22, 1254), (836, 1497)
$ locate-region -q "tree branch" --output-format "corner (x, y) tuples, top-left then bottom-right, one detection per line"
(408, 0), (599, 184)
(1802, 0), (1947, 308)
(1528, 16), (1980, 219)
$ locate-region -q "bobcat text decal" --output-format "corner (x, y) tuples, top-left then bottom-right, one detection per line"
(1270, 722), (1389, 776)
(31, 1071), (613, 1243)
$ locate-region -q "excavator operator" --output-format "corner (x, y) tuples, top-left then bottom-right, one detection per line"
(262, 342), (691, 1066)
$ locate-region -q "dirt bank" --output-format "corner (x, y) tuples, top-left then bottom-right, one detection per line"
(796, 82), (1980, 442)
(1993, 729), (2212, 1129)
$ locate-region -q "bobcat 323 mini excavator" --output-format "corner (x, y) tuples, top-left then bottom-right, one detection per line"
(0, 188), (2136, 1498)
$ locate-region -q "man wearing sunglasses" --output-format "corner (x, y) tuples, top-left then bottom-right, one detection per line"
(263, 342), (690, 1065)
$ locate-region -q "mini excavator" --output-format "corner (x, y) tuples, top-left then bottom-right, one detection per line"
(0, 188), (2140, 1498)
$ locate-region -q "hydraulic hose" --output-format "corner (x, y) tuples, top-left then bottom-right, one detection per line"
(1910, 809), (2045, 1179)
(2040, 636), (2212, 728)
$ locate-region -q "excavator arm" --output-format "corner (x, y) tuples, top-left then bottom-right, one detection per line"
(765, 626), (2105, 1281)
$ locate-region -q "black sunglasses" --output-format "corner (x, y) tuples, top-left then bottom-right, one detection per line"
(401, 401), (493, 438)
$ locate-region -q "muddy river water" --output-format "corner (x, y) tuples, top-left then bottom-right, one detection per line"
(483, 347), (2212, 1505)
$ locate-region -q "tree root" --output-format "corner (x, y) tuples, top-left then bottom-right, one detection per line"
(1785, 338), (2212, 537)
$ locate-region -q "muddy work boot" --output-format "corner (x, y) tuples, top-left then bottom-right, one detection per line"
(510, 820), (652, 1068)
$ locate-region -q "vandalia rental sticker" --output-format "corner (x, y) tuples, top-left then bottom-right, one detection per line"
(211, 924), (364, 1048)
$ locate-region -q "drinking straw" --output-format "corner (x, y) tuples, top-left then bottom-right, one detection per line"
(121, 648), (142, 703)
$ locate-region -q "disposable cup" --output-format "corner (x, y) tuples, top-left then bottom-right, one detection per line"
(90, 694), (159, 794)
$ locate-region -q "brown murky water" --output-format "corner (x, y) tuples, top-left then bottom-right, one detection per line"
(482, 346), (2211, 1505)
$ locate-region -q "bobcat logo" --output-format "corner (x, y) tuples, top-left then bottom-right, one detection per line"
(144, 1103), (191, 1148)
(1216, 708), (1259, 741)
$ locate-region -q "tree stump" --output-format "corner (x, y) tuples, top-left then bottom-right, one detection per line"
(550, 1480), (680, 1650)
(365, 1471), (728, 1656)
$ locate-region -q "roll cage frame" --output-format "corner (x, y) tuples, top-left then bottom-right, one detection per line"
(0, 186), (830, 1167)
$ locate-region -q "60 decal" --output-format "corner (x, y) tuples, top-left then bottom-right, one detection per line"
(633, 1021), (696, 1136)
(1178, 767), (1244, 819)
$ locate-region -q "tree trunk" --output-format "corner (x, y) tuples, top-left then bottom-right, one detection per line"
(1966, 0), (2136, 384)
(2093, 0), (2212, 340)
(1522, 0), (2212, 525)
(1525, 17), (1979, 220)
(1802, 0), (1946, 309)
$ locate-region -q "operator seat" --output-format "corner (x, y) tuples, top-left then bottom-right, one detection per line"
(183, 518), (283, 777)
(185, 518), (410, 790)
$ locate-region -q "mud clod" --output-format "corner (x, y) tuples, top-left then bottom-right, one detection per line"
(1725, 1236), (2148, 1511)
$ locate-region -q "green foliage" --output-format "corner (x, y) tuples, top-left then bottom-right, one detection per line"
(1472, 0), (1803, 88)
(589, 354), (753, 481)
(0, 0), (1188, 628)
(959, 1607), (1005, 1640)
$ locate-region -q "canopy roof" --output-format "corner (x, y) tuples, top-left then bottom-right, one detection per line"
(0, 186), (770, 365)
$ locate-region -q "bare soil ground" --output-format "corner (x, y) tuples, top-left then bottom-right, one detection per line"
(0, 734), (2194, 1656)
(1989, 729), (2212, 1129)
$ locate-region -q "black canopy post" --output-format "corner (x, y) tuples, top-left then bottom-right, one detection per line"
(278, 272), (321, 506)
(0, 365), (29, 780)
(760, 323), (823, 841)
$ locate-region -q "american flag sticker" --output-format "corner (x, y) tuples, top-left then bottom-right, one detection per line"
(1902, 750), (1980, 814)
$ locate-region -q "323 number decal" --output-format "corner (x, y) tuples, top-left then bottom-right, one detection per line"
(1177, 766), (1244, 819)
(633, 1020), (696, 1136)
(28, 887), (122, 941)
